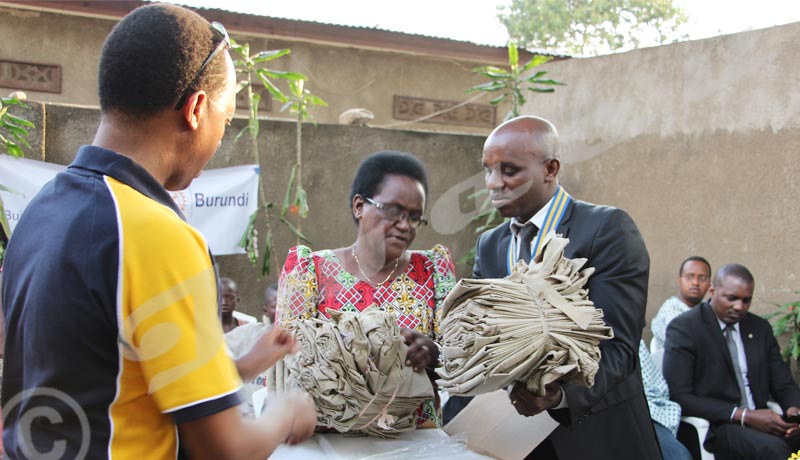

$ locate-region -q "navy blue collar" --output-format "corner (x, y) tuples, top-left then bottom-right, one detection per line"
(68, 145), (185, 220)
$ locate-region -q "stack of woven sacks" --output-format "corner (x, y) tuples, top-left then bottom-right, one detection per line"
(436, 235), (613, 396)
(272, 308), (434, 438)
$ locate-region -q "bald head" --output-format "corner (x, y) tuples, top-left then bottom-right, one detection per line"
(482, 115), (562, 221)
(487, 116), (560, 161)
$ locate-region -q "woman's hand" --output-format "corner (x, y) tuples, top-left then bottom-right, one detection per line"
(400, 328), (439, 372)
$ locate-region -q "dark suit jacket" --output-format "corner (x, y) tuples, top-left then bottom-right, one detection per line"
(663, 302), (800, 430)
(447, 199), (659, 459)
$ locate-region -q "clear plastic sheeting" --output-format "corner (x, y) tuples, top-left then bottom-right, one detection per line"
(269, 429), (496, 460)
(352, 433), (486, 460)
(273, 308), (434, 437)
(437, 235), (614, 396)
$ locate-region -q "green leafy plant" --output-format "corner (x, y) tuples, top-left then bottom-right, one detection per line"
(231, 40), (327, 275)
(467, 41), (564, 122)
(459, 42), (564, 270)
(0, 92), (35, 264)
(278, 78), (327, 243)
(230, 39), (308, 275)
(1, 93), (34, 159)
(767, 292), (800, 361)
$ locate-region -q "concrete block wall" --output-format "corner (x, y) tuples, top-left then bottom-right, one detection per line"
(527, 22), (800, 339)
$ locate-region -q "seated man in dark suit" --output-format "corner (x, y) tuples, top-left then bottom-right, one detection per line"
(663, 263), (800, 460)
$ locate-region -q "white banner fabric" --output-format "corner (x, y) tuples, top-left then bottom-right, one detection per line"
(0, 155), (259, 255)
(167, 164), (259, 255)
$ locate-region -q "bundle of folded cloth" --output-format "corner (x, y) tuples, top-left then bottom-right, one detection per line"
(271, 308), (434, 438)
(436, 235), (613, 396)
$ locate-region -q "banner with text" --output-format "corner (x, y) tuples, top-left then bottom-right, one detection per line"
(0, 155), (259, 255)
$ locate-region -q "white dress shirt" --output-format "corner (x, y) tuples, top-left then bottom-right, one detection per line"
(509, 193), (557, 254)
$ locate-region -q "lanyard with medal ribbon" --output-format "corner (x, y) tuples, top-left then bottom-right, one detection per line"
(505, 186), (572, 275)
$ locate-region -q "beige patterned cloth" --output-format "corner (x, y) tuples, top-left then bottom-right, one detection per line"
(270, 308), (434, 438)
(436, 235), (613, 396)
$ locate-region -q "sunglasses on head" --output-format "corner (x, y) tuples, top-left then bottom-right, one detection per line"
(174, 21), (230, 110)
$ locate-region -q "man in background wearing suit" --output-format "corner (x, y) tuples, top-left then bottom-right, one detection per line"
(443, 116), (660, 459)
(663, 263), (800, 460)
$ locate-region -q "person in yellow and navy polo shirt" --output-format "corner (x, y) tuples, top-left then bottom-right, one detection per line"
(0, 4), (315, 460)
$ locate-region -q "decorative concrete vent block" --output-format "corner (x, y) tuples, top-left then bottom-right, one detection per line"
(0, 60), (61, 94)
(393, 95), (495, 128)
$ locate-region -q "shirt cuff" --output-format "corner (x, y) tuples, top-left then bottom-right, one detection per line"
(169, 391), (242, 424)
(554, 386), (568, 409)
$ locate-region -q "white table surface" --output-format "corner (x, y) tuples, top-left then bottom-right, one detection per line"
(269, 428), (496, 460)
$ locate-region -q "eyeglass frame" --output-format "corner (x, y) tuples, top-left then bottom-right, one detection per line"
(364, 197), (428, 229)
(174, 21), (231, 110)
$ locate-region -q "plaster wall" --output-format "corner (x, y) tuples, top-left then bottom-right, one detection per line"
(0, 6), (511, 136)
(525, 22), (800, 338)
(0, 6), (112, 105)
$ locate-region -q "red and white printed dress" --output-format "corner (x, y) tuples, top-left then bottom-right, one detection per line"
(276, 244), (456, 427)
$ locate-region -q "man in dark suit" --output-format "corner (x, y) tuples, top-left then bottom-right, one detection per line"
(443, 116), (660, 459)
(663, 264), (800, 460)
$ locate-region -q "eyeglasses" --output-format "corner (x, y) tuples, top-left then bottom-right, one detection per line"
(365, 197), (428, 229)
(174, 21), (231, 110)
(681, 274), (710, 283)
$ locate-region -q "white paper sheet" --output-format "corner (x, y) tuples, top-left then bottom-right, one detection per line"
(443, 390), (559, 460)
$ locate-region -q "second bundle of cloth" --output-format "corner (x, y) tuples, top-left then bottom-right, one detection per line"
(273, 308), (434, 438)
(436, 235), (613, 396)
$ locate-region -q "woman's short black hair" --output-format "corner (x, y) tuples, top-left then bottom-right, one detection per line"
(349, 151), (429, 207)
(98, 3), (228, 119)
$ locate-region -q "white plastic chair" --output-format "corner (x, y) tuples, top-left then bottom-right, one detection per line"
(650, 349), (714, 460)
(654, 349), (783, 460)
(679, 416), (714, 460)
(679, 404), (782, 460)
(767, 401), (784, 415)
(650, 336), (663, 354)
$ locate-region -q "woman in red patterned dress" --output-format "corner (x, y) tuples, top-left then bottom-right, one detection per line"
(276, 150), (456, 428)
